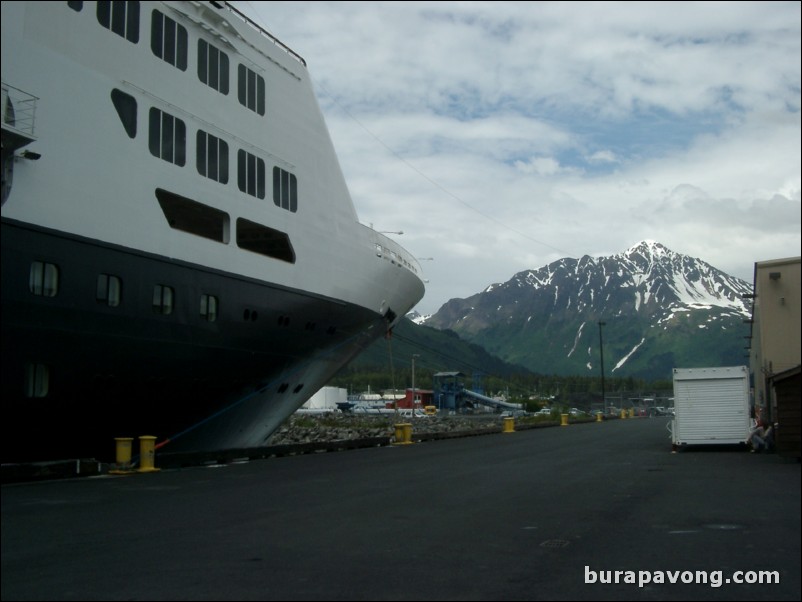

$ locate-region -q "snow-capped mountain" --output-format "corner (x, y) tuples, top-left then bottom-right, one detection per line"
(424, 241), (753, 379)
(405, 310), (430, 325)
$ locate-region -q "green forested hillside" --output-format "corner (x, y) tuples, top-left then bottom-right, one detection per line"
(329, 318), (672, 402)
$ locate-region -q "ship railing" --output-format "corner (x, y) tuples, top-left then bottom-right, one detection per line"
(363, 223), (423, 277)
(221, 2), (307, 67)
(1, 82), (39, 140)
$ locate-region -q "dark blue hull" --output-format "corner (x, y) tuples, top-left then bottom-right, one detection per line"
(1, 218), (384, 462)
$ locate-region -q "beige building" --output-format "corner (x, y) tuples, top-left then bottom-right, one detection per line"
(747, 256), (801, 422)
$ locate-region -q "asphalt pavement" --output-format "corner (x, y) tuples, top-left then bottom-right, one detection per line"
(2, 417), (800, 601)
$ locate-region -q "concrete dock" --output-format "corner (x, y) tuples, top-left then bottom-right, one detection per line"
(2, 418), (800, 600)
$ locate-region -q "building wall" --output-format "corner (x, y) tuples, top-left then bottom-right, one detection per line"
(395, 389), (434, 409)
(772, 368), (801, 458)
(749, 256), (801, 420)
(302, 386), (347, 410)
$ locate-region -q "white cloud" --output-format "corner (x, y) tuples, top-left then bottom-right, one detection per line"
(514, 156), (564, 176)
(238, 1), (801, 315)
(587, 150), (618, 164)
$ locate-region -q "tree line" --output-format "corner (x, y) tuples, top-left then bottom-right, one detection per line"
(329, 366), (673, 405)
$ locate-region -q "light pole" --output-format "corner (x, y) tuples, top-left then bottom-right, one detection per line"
(411, 354), (420, 418)
(598, 321), (606, 414)
(368, 224), (403, 235)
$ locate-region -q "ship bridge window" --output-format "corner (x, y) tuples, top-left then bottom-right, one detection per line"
(152, 284), (174, 315)
(272, 167), (298, 213)
(151, 10), (188, 71)
(97, 1), (140, 43)
(236, 218), (295, 264)
(197, 131), (229, 184)
(149, 108), (186, 166)
(29, 261), (59, 297)
(238, 64), (265, 116)
(111, 89), (137, 138)
(155, 188), (230, 243)
(198, 39), (229, 94)
(68, 2), (83, 12)
(237, 150), (265, 199)
(96, 274), (122, 307)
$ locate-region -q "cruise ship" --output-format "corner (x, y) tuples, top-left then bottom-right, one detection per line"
(1, 1), (425, 462)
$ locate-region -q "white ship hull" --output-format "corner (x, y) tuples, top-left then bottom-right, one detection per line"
(1, 1), (424, 461)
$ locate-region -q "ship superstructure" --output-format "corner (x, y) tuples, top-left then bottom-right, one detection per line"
(1, 1), (424, 461)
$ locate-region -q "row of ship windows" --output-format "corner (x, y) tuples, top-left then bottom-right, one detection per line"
(111, 89), (297, 210)
(30, 261), (332, 332)
(24, 363), (307, 399)
(375, 243), (420, 274)
(156, 188), (296, 262)
(30, 261), (220, 319)
(68, 2), (266, 114)
(25, 260), (333, 398)
(24, 261), (328, 398)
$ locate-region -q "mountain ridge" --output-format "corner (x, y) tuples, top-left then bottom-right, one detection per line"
(420, 241), (752, 379)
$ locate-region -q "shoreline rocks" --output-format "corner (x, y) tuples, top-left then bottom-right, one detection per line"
(267, 412), (505, 445)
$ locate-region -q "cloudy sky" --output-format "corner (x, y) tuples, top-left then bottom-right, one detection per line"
(237, 1), (801, 316)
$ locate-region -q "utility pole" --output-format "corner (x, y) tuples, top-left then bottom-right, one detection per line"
(411, 354), (420, 418)
(598, 321), (606, 414)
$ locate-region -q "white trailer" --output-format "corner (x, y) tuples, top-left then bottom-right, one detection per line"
(671, 366), (751, 448)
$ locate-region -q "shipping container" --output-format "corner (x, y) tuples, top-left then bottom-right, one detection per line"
(671, 366), (751, 448)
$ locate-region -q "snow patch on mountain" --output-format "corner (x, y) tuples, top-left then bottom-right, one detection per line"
(612, 338), (646, 372)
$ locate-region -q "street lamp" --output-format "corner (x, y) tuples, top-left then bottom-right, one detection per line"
(598, 321), (606, 414)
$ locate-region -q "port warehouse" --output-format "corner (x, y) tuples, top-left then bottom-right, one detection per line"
(747, 256), (801, 459)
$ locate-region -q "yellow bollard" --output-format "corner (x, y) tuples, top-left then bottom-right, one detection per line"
(137, 436), (161, 472)
(402, 423), (413, 444)
(109, 437), (135, 474)
(393, 423), (413, 445)
(560, 413), (569, 426)
(628, 408), (635, 418)
(620, 409), (627, 420)
(596, 412), (603, 422)
(502, 416), (515, 433)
